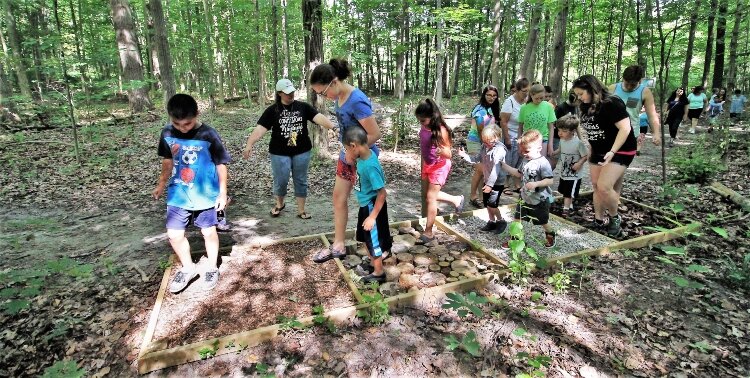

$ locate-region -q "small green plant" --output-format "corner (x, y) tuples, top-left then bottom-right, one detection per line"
(669, 140), (725, 183)
(102, 257), (121, 275)
(514, 352), (552, 377)
(506, 221), (539, 285)
(442, 291), (488, 318)
(277, 315), (305, 332)
(356, 283), (390, 325)
(726, 253), (750, 288)
(689, 340), (716, 354)
(520, 291), (546, 317)
(312, 305), (337, 333)
(547, 262), (572, 294)
(198, 340), (220, 359)
(255, 362), (276, 378)
(158, 258), (173, 271)
(444, 330), (481, 357)
(41, 360), (86, 378)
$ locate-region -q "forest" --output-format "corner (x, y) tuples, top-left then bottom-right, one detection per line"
(0, 0), (748, 124)
(1, 0), (750, 377)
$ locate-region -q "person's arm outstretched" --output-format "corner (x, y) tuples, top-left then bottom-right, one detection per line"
(215, 164), (228, 211)
(312, 113), (335, 130)
(242, 125), (269, 159)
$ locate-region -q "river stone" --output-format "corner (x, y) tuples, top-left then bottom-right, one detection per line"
(439, 261), (450, 267)
(449, 251), (462, 257)
(384, 266), (401, 282)
(424, 239), (440, 247)
(449, 271), (460, 277)
(451, 260), (472, 270)
(396, 252), (414, 263)
(419, 272), (446, 287)
(410, 245), (429, 255)
(396, 262), (415, 274)
(445, 256), (455, 262)
(344, 254), (362, 268)
(355, 244), (370, 257)
(378, 282), (400, 297)
(413, 254), (437, 266)
(441, 267), (452, 275)
(398, 226), (415, 235)
(399, 274), (420, 289)
(414, 265), (429, 275)
(389, 228), (399, 237)
(476, 264), (488, 272)
(429, 245), (449, 255)
(392, 234), (417, 253)
(429, 264), (441, 272)
(446, 277), (458, 283)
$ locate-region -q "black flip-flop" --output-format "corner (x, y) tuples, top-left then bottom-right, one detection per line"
(270, 204), (286, 217)
(297, 212), (312, 219)
(469, 198), (483, 208)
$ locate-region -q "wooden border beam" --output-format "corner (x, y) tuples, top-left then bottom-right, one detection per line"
(710, 181), (750, 212)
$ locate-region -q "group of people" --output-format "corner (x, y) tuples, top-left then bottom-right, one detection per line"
(153, 59), (743, 294)
(664, 85), (747, 146)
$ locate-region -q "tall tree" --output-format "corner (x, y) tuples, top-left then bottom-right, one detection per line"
(490, 0), (502, 85)
(282, 0), (291, 77)
(272, 0), (279, 83)
(201, 0), (217, 108)
(548, 0), (569, 101)
(681, 0), (701, 90)
(148, 0), (176, 104)
(110, 0), (153, 112)
(256, 0), (267, 105)
(434, 0), (443, 104)
(302, 0), (326, 153)
(711, 0), (728, 89)
(520, 1), (542, 80)
(2, 0), (32, 98)
(726, 0), (746, 93)
(702, 0), (718, 86)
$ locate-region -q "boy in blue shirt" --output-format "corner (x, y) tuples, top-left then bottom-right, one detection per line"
(342, 126), (392, 284)
(153, 94), (231, 293)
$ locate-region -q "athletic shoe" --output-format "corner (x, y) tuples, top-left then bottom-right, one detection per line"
(562, 208), (571, 218)
(689, 128), (696, 134)
(480, 221), (497, 232)
(544, 232), (556, 248)
(204, 269), (220, 290)
(588, 218), (607, 231)
(494, 220), (508, 234)
(607, 214), (623, 237)
(668, 138), (674, 147)
(169, 270), (199, 294)
(361, 273), (386, 284)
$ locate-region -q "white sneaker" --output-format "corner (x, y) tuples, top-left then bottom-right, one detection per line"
(689, 129), (696, 134)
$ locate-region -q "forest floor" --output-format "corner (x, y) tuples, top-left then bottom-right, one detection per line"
(1, 96), (749, 377)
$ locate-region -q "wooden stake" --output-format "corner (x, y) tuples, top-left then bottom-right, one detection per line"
(138, 255), (175, 358)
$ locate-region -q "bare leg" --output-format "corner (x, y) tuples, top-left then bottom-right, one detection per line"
(167, 229), (196, 272)
(436, 190), (462, 208)
(424, 181), (440, 238)
(563, 197), (573, 209)
(201, 226), (219, 269)
(589, 164), (604, 220)
(275, 195), (285, 208)
(332, 176), (353, 251)
(371, 256), (384, 276)
(296, 196), (306, 214)
(470, 164), (483, 201)
(596, 163), (628, 217)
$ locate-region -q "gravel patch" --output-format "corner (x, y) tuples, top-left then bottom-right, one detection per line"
(445, 211), (615, 262)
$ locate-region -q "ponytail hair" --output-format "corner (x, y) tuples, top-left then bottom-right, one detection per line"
(415, 98), (453, 148)
(310, 58), (353, 85)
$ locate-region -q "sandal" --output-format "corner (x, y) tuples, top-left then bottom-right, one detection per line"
(455, 195), (465, 214)
(502, 188), (515, 196)
(469, 198), (483, 209)
(297, 212), (312, 219)
(270, 204), (286, 217)
(312, 245), (346, 263)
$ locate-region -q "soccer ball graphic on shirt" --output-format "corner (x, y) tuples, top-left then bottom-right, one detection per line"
(182, 150), (198, 165)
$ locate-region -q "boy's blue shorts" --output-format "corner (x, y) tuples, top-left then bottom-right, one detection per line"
(166, 205), (218, 230)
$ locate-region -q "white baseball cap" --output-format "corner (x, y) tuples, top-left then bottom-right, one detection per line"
(275, 79), (296, 94)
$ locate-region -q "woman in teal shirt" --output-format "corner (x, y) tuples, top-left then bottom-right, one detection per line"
(686, 86), (708, 134)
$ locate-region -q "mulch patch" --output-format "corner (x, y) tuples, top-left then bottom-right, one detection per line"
(151, 239), (355, 349)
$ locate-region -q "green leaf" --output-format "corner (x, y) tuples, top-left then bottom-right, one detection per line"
(509, 221), (524, 237)
(655, 256), (678, 266)
(687, 264), (711, 273)
(669, 203), (685, 213)
(689, 341), (716, 352)
(659, 245), (686, 255)
(444, 335), (460, 350)
(0, 288), (19, 299)
(462, 331), (481, 356)
(711, 227), (729, 239)
(2, 299), (30, 314)
(41, 360), (86, 378)
(530, 291), (542, 302)
(686, 186), (700, 196)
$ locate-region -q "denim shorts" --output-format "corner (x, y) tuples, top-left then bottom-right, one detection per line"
(166, 206), (218, 230)
(270, 151), (312, 198)
(506, 139), (522, 168)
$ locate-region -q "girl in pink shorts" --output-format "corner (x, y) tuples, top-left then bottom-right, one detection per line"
(415, 98), (465, 242)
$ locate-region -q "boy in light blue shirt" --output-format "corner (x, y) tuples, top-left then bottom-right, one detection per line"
(730, 89), (747, 120)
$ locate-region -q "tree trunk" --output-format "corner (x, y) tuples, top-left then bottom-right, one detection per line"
(415, 34), (421, 93)
(616, 0), (630, 81)
(602, 9), (615, 81)
(282, 0), (291, 77)
(302, 0), (326, 153)
(589, 0), (596, 74)
(452, 42), (461, 95)
(702, 0), (718, 87)
(472, 36), (481, 92)
(725, 0), (745, 93)
(520, 1), (542, 81)
(434, 0), (443, 104)
(364, 13), (373, 91)
(423, 34), (430, 95)
(148, 0), (176, 104)
(540, 11), (550, 83)
(711, 0), (728, 89)
(111, 0), (153, 112)
(255, 0), (267, 105)
(635, 0), (646, 68)
(201, 0), (216, 109)
(52, 0), (80, 164)
(272, 0), (279, 83)
(2, 0), (32, 98)
(548, 0), (568, 102)
(490, 0), (502, 85)
(394, 0), (407, 152)
(27, 2), (45, 99)
(681, 0), (701, 90)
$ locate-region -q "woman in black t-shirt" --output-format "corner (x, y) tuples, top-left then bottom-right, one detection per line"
(243, 79), (334, 219)
(572, 75), (636, 237)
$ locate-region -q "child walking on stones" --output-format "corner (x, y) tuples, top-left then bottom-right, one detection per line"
(152, 94), (231, 293)
(552, 115), (589, 218)
(416, 98), (465, 242)
(458, 126), (508, 234)
(343, 126), (392, 283)
(502, 130), (556, 248)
